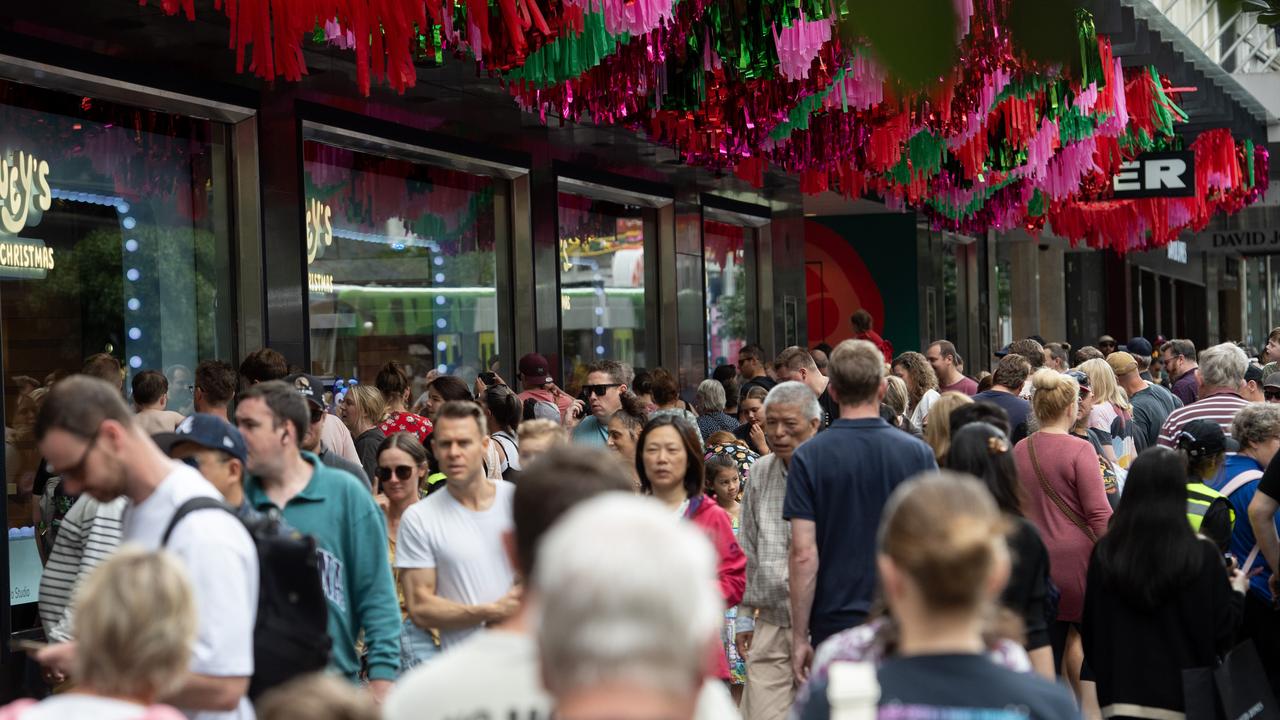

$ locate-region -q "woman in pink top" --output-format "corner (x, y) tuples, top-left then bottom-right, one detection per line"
(1013, 369), (1111, 698)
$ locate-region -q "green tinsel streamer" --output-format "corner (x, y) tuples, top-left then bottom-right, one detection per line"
(768, 68), (847, 142)
(991, 73), (1053, 109)
(924, 173), (1022, 220)
(504, 13), (624, 87)
(888, 130), (948, 184)
(1076, 9), (1104, 89)
(1027, 189), (1045, 218)
(1246, 139), (1256, 189)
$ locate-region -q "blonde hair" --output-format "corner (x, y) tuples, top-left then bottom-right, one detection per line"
(518, 418), (568, 447)
(883, 375), (909, 417)
(1030, 369), (1079, 425)
(344, 384), (387, 425)
(1079, 358), (1129, 411)
(72, 546), (196, 698)
(256, 673), (378, 720)
(878, 471), (1009, 611)
(923, 392), (974, 463)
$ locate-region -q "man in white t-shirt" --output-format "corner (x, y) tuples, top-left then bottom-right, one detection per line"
(397, 400), (520, 651)
(33, 375), (258, 720)
(386, 448), (742, 720)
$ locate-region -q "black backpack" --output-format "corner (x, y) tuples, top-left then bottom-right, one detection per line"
(163, 497), (332, 700)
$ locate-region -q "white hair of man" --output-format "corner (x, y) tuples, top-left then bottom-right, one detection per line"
(696, 379), (727, 413)
(1199, 342), (1249, 390)
(763, 380), (823, 423)
(535, 494), (722, 700)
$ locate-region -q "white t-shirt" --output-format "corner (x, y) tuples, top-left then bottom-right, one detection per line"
(17, 694), (170, 720)
(394, 480), (515, 649)
(384, 630), (741, 720)
(910, 388), (942, 429)
(123, 463), (258, 720)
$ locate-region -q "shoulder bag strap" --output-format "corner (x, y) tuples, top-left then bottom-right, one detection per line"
(161, 497), (236, 546)
(1028, 435), (1099, 544)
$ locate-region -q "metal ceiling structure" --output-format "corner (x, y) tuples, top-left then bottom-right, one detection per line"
(1090, 0), (1271, 145)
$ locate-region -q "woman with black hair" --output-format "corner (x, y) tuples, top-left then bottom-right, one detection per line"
(481, 384), (522, 477)
(636, 415), (745, 683)
(1081, 446), (1248, 719)
(947, 422), (1054, 679)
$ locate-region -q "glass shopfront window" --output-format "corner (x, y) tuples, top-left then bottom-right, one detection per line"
(704, 219), (753, 368)
(304, 141), (503, 390)
(558, 192), (649, 385)
(0, 79), (234, 622)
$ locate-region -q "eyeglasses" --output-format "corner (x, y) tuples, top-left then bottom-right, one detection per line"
(584, 383), (622, 397)
(375, 465), (417, 482)
(60, 429), (101, 482)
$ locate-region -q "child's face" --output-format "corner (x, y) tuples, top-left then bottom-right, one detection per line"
(711, 467), (740, 503)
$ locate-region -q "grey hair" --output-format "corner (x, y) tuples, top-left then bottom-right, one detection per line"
(696, 379), (726, 413)
(1199, 342), (1248, 389)
(1232, 403), (1280, 450)
(535, 494), (722, 699)
(763, 380), (822, 423)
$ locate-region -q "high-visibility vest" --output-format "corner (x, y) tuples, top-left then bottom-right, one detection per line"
(1187, 482), (1235, 532)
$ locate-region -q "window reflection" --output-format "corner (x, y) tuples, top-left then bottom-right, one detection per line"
(704, 220), (751, 368)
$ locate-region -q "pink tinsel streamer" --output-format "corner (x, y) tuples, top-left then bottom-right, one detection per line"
(954, 0), (974, 39)
(324, 19), (356, 50)
(1038, 138), (1101, 201)
(772, 10), (832, 81)
(565, 0), (674, 35)
(822, 53), (885, 111)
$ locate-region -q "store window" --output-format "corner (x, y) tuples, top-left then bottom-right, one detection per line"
(704, 219), (754, 368)
(558, 192), (649, 385)
(303, 141), (503, 390)
(0, 79), (234, 621)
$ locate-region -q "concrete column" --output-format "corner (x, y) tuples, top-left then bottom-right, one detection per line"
(1037, 243), (1066, 342)
(1009, 236), (1041, 340)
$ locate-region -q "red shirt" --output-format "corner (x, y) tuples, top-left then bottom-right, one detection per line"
(685, 496), (746, 680)
(854, 330), (893, 364)
(379, 411), (433, 443)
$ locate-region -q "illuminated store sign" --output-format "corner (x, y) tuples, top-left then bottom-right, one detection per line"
(0, 149), (54, 279)
(309, 272), (334, 294)
(306, 198), (333, 263)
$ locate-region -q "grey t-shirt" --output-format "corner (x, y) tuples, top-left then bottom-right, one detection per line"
(1130, 382), (1182, 452)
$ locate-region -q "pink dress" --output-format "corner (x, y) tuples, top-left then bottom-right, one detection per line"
(1013, 432), (1112, 623)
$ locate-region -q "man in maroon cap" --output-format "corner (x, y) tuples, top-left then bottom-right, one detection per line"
(516, 353), (574, 423)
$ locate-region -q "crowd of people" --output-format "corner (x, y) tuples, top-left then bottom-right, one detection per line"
(9, 312), (1280, 720)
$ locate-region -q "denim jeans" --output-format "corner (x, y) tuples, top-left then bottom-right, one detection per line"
(399, 617), (440, 674)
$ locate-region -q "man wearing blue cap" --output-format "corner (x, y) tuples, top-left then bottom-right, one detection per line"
(154, 414), (253, 519)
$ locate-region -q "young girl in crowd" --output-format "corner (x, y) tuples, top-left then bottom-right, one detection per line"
(705, 448), (748, 700)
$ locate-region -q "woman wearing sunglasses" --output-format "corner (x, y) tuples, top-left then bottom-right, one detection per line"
(374, 432), (437, 673)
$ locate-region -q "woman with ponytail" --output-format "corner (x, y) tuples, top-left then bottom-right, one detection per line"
(481, 384), (523, 477)
(947, 422), (1054, 679)
(793, 473), (1076, 720)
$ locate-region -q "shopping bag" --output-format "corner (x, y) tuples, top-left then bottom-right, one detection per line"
(1183, 666), (1224, 720)
(1214, 640), (1280, 720)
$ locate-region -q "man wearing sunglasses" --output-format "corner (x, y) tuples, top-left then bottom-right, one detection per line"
(286, 373), (371, 490)
(238, 381), (401, 701)
(570, 360), (632, 446)
(33, 376), (258, 720)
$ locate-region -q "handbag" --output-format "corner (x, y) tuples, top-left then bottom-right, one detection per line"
(1028, 435), (1099, 544)
(1183, 640), (1280, 720)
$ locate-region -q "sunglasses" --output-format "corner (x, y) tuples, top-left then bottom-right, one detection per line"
(1267, 391), (1280, 401)
(307, 403), (325, 424)
(1099, 342), (1116, 348)
(584, 383), (622, 397)
(376, 465), (417, 482)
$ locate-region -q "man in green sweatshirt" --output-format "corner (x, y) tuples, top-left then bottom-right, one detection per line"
(236, 381), (400, 700)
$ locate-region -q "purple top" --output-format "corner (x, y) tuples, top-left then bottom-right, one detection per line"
(1171, 369), (1200, 406)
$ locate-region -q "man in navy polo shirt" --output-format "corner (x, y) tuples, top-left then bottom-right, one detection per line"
(784, 339), (937, 685)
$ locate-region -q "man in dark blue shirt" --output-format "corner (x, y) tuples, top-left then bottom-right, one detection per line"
(972, 354), (1033, 443)
(784, 339), (937, 685)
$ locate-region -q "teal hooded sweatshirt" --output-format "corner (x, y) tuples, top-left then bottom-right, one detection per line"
(245, 452), (401, 681)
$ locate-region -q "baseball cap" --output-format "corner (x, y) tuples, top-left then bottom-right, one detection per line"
(1126, 337), (1153, 357)
(518, 353), (554, 385)
(1106, 351), (1138, 376)
(994, 345), (1011, 358)
(1246, 364), (1265, 384)
(152, 413), (247, 464)
(284, 373), (326, 407)
(1098, 335), (1117, 346)
(1065, 369), (1091, 394)
(1265, 373), (1280, 390)
(1176, 419), (1238, 457)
